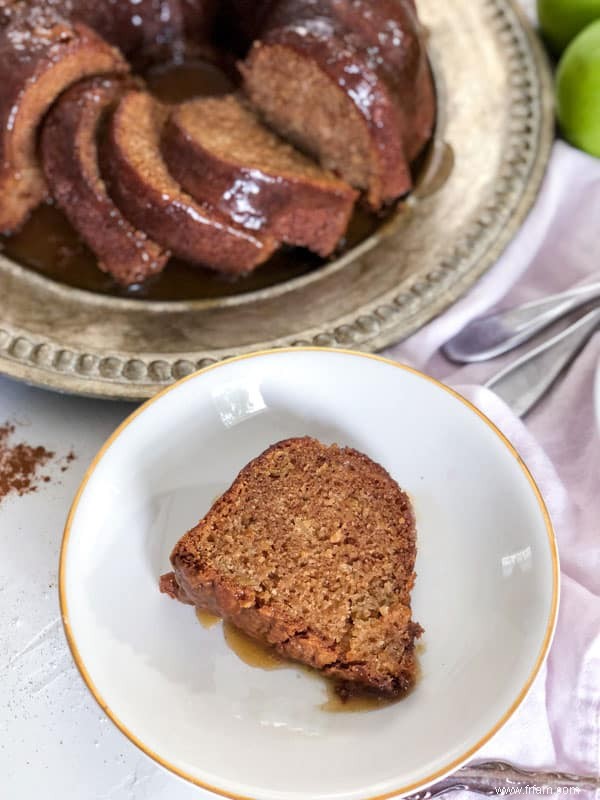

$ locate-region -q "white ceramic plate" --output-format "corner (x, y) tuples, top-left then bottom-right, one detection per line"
(60, 349), (559, 800)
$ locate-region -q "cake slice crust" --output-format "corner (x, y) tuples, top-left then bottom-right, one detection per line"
(41, 77), (169, 287)
(161, 437), (421, 696)
(0, 9), (129, 232)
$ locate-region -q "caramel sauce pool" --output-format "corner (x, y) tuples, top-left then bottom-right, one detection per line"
(320, 687), (398, 713)
(0, 59), (383, 302)
(196, 610), (404, 713)
(223, 622), (285, 671)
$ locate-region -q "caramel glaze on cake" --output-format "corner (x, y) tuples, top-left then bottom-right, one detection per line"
(1, 0), (187, 65)
(41, 77), (169, 286)
(161, 94), (358, 257)
(241, 0), (435, 209)
(68, 0), (185, 68)
(103, 90), (278, 274)
(161, 437), (422, 696)
(0, 5), (129, 233)
(0, 0), (435, 281)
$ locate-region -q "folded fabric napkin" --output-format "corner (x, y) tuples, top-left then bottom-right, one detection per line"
(385, 140), (600, 788)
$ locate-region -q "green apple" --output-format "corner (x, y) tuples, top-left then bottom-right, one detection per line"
(538, 0), (600, 54)
(556, 19), (600, 157)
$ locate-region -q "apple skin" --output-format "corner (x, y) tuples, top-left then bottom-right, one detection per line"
(556, 19), (600, 158)
(537, 0), (600, 54)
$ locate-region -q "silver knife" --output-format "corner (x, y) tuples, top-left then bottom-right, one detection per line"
(485, 307), (600, 417)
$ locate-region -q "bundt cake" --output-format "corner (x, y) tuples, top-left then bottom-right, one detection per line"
(1, 0), (217, 66)
(160, 437), (421, 697)
(161, 95), (358, 257)
(240, 0), (435, 209)
(68, 0), (185, 67)
(102, 90), (278, 274)
(0, 6), (129, 233)
(41, 77), (170, 286)
(0, 0), (435, 282)
(1, 0), (187, 65)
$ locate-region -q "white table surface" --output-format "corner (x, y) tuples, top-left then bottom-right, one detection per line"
(0, 375), (209, 800)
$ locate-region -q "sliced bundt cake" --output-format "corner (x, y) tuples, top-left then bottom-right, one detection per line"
(0, 0), (436, 282)
(161, 437), (421, 696)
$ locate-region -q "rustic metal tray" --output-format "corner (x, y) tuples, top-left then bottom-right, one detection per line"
(0, 0), (554, 400)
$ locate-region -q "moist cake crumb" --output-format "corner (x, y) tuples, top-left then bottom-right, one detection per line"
(161, 436), (422, 696)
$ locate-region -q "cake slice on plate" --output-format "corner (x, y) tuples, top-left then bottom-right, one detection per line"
(161, 437), (421, 696)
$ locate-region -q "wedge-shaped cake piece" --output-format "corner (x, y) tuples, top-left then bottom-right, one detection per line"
(41, 77), (169, 287)
(160, 437), (421, 696)
(0, 7), (129, 232)
(102, 90), (278, 275)
(162, 95), (358, 257)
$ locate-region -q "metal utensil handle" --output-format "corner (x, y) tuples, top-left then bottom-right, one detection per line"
(485, 308), (600, 417)
(407, 761), (600, 798)
(444, 281), (600, 363)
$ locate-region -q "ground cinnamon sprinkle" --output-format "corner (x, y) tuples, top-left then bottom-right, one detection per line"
(0, 423), (55, 503)
(61, 450), (76, 472)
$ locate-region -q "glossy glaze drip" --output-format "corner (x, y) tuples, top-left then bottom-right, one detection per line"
(195, 608), (221, 628)
(0, 188), (381, 301)
(222, 622), (285, 670)
(221, 170), (278, 231)
(195, 611), (416, 711)
(145, 59), (235, 103)
(1, 201), (383, 300)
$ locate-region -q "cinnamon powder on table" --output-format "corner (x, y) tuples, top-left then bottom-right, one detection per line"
(0, 423), (55, 503)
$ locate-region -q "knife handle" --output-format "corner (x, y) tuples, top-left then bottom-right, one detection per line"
(485, 307), (600, 417)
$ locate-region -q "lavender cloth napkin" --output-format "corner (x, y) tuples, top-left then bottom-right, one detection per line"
(384, 140), (600, 786)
